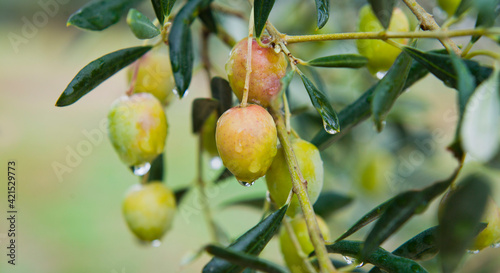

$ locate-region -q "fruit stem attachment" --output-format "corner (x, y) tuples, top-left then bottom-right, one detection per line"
(401, 0), (461, 55)
(241, 7), (255, 108)
(283, 217), (319, 273)
(270, 107), (337, 273)
(126, 58), (142, 96)
(197, 133), (220, 243)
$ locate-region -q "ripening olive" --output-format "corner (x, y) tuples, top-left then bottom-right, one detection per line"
(215, 104), (277, 184)
(108, 93), (167, 167)
(226, 37), (287, 107)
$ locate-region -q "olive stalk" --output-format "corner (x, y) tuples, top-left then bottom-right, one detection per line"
(241, 7), (254, 107)
(283, 28), (497, 44)
(270, 107), (337, 273)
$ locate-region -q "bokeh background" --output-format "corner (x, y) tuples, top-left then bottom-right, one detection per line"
(0, 0), (499, 272)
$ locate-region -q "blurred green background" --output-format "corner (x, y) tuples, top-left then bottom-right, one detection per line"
(0, 0), (499, 272)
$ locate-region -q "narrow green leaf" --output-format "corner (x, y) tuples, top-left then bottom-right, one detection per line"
(169, 0), (212, 97)
(56, 46), (152, 106)
(324, 240), (429, 273)
(460, 67), (500, 162)
(67, 0), (142, 31)
(314, 0), (330, 29)
(307, 54), (368, 68)
(199, 7), (218, 33)
(203, 205), (288, 273)
(147, 153), (164, 182)
(361, 170), (459, 258)
(438, 174), (491, 273)
(299, 72), (340, 134)
(471, 0), (500, 43)
(450, 53), (476, 132)
(127, 9), (160, 39)
(454, 0), (474, 17)
(368, 0), (395, 29)
(253, 0), (276, 38)
(210, 77), (233, 116)
(192, 98), (219, 134)
(313, 191), (353, 219)
(335, 199), (393, 242)
(151, 0), (176, 25)
(205, 245), (289, 273)
(174, 186), (189, 205)
(215, 168), (233, 184)
(371, 50), (412, 132)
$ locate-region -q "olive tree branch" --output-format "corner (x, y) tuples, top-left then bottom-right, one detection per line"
(401, 0), (461, 54)
(270, 107), (337, 273)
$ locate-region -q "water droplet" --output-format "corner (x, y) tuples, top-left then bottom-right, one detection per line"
(248, 160), (261, 173)
(172, 88), (179, 97)
(490, 242), (500, 248)
(210, 157), (223, 169)
(323, 120), (339, 135)
(133, 162), (151, 176)
(343, 255), (354, 265)
(466, 249), (480, 254)
(151, 239), (161, 247)
(356, 262), (364, 268)
(238, 180), (255, 187)
(376, 71), (387, 80)
(266, 191), (272, 202)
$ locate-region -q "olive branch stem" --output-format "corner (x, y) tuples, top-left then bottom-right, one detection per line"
(241, 7), (255, 108)
(270, 107), (337, 273)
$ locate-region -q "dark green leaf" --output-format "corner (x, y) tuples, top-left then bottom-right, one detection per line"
(174, 186), (190, 205)
(335, 199), (393, 242)
(192, 98), (219, 134)
(205, 245), (289, 273)
(313, 191), (353, 219)
(371, 50), (412, 132)
(301, 66), (326, 93)
(254, 0), (276, 38)
(471, 0), (500, 43)
(215, 168), (233, 184)
(127, 9), (160, 39)
(147, 153), (164, 182)
(210, 77), (233, 116)
(151, 0), (176, 25)
(454, 0), (474, 17)
(314, 0), (330, 29)
(199, 7), (218, 33)
(299, 72), (340, 134)
(392, 226), (440, 262)
(361, 170), (459, 258)
(324, 240), (428, 273)
(169, 0), (212, 97)
(438, 174), (490, 273)
(67, 0), (142, 31)
(368, 0), (395, 29)
(306, 54), (368, 68)
(203, 205), (288, 273)
(56, 46), (152, 106)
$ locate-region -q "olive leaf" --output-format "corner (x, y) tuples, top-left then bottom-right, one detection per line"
(322, 240), (429, 273)
(460, 67), (500, 162)
(192, 98), (219, 134)
(471, 0), (500, 43)
(205, 245), (289, 273)
(174, 186), (190, 205)
(306, 54), (368, 68)
(210, 77), (233, 116)
(371, 50), (412, 132)
(361, 169), (459, 258)
(67, 0), (143, 31)
(299, 71), (340, 134)
(151, 0), (176, 25)
(438, 174), (491, 273)
(127, 8), (160, 39)
(313, 191), (353, 219)
(203, 205), (288, 273)
(56, 46), (152, 106)
(169, 0), (212, 98)
(314, 0), (330, 29)
(254, 0), (276, 38)
(147, 153), (164, 182)
(368, 0), (395, 29)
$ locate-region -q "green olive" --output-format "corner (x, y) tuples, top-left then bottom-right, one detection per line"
(122, 182), (176, 242)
